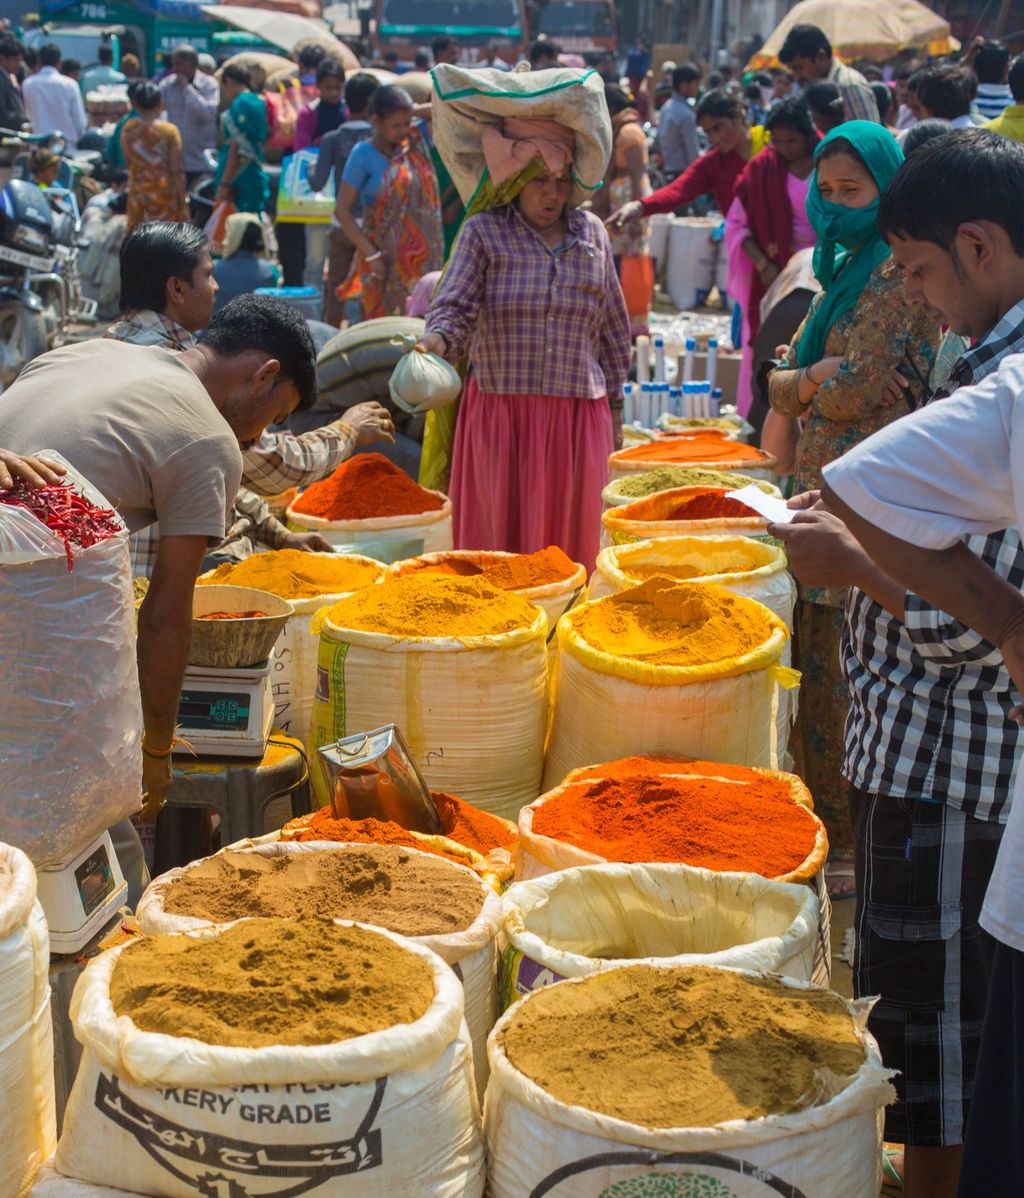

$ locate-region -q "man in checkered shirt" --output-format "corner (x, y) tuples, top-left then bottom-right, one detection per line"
(769, 130), (1024, 1198)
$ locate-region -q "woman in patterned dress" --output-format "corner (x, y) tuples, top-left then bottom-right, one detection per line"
(120, 81), (187, 231)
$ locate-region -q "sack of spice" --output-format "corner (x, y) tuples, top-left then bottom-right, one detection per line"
(386, 547), (586, 637)
(601, 485), (770, 549)
(388, 334), (462, 415)
(135, 842), (504, 1098)
(499, 860), (821, 1007)
(602, 466), (781, 510)
(607, 435), (776, 482)
(543, 580), (797, 789)
(286, 454), (453, 563)
(0, 842), (56, 1198)
(484, 963), (894, 1198)
(0, 452), (143, 868)
(55, 919), (485, 1196)
(199, 550), (384, 738)
(31, 1160), (136, 1195)
(309, 575), (549, 822)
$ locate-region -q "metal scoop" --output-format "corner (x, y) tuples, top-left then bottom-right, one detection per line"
(317, 724), (441, 834)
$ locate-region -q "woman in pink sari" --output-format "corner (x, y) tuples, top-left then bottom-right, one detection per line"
(725, 98), (818, 416)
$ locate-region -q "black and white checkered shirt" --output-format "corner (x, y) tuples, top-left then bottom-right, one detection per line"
(842, 300), (1024, 822)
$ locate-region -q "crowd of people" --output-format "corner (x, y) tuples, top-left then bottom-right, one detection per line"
(3, 17), (1024, 1198)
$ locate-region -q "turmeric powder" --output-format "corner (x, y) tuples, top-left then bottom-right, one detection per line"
(395, 547), (577, 591)
(569, 578), (780, 666)
(323, 574), (540, 639)
(199, 549), (383, 600)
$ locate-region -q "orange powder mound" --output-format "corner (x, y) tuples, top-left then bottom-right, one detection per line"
(533, 765), (817, 876)
(432, 791), (516, 854)
(291, 453), (445, 521)
(616, 436), (770, 465)
(397, 547), (577, 591)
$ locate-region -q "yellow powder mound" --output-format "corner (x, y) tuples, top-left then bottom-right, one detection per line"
(199, 549), (382, 599)
(324, 574), (540, 639)
(570, 578), (777, 666)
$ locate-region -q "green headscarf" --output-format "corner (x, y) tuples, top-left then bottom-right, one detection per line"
(796, 121), (904, 368)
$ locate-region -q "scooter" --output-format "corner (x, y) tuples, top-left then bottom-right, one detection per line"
(0, 130), (97, 391)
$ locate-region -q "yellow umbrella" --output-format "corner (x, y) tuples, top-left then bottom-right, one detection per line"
(748, 0), (959, 70)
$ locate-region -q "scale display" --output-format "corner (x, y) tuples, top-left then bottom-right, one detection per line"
(178, 689), (251, 732)
(75, 844), (116, 917)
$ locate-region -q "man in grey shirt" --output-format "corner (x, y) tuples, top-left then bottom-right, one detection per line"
(657, 64), (702, 180)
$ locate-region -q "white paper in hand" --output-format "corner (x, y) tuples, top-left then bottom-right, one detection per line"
(726, 484), (797, 525)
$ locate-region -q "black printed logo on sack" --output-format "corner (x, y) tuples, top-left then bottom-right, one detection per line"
(94, 1072), (386, 1197)
(529, 1150), (809, 1198)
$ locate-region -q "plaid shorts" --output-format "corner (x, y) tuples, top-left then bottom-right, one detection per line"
(849, 784), (1003, 1147)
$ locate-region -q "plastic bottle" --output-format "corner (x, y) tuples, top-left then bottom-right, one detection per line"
(712, 387), (723, 417)
(653, 335), (666, 383)
(707, 338), (719, 390)
(682, 337), (696, 383)
(636, 336), (651, 384)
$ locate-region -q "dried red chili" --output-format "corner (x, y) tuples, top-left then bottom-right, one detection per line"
(0, 479), (121, 571)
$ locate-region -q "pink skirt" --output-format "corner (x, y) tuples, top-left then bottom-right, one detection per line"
(449, 377), (613, 575)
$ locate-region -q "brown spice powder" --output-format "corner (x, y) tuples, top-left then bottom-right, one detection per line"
(161, 844), (485, 937)
(500, 965), (865, 1128)
(110, 919), (434, 1048)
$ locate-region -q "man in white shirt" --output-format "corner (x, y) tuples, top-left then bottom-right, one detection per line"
(22, 41), (86, 148)
(158, 46), (219, 183)
(656, 64), (701, 181)
(81, 44), (125, 96)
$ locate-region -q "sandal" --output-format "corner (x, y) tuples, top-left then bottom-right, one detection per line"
(825, 860), (857, 901)
(881, 1144), (903, 1195)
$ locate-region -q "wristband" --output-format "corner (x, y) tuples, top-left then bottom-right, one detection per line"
(366, 251), (382, 262)
(142, 736), (174, 758)
(608, 397), (624, 411)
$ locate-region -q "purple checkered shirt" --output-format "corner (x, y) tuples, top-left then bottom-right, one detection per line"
(427, 205), (631, 402)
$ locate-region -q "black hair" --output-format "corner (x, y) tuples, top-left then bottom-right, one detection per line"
(604, 82), (631, 116)
(298, 43), (326, 72)
(900, 118), (954, 158)
(815, 135), (870, 175)
(200, 295), (318, 411)
(695, 88), (744, 122)
(878, 128), (1024, 256)
(0, 34), (25, 59)
(778, 24), (831, 65)
(413, 50), (430, 69)
(707, 71), (722, 88)
(220, 62), (251, 89)
(29, 146), (58, 173)
(23, 48), (38, 70)
(1010, 53), (1024, 104)
(672, 63), (701, 91)
(916, 64), (971, 120)
(431, 35), (454, 57)
(765, 95), (816, 141)
(345, 71), (378, 115)
(871, 81), (892, 121)
(171, 45), (198, 67)
(771, 67), (793, 82)
(383, 50), (398, 61)
(97, 44), (114, 65)
(133, 81), (161, 111)
(119, 221), (210, 315)
(316, 58), (344, 83)
(60, 59), (81, 76)
(126, 77), (146, 104)
(753, 71), (772, 87)
(39, 43), (61, 68)
(369, 83), (412, 119)
(238, 221), (265, 254)
(975, 40), (1010, 85)
(109, 166), (129, 184)
(894, 60), (921, 82)
(803, 80), (844, 125)
(529, 38), (560, 65)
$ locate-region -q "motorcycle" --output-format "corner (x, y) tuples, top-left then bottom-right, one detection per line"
(0, 131), (98, 391)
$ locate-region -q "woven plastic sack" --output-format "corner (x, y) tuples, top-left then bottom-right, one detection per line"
(316, 316), (425, 408)
(543, 589), (797, 788)
(389, 335), (462, 415)
(286, 491), (453, 562)
(54, 921), (484, 1197)
(276, 148), (334, 224)
(136, 841), (504, 1099)
(309, 606), (548, 821)
(30, 1162), (135, 1196)
(602, 485), (770, 548)
(0, 843), (56, 1198)
(499, 861), (821, 1007)
(602, 470), (780, 509)
(484, 964), (894, 1198)
(590, 535), (795, 629)
(430, 65), (611, 208)
(608, 443), (776, 482)
(0, 452), (142, 868)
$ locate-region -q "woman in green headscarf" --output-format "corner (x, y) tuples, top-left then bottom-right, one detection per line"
(766, 120), (940, 887)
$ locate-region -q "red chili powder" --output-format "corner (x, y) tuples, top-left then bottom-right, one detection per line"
(667, 493), (758, 520)
(291, 453), (445, 520)
(532, 767), (818, 876)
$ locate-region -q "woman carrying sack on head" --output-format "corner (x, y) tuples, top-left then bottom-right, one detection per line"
(766, 121), (939, 887)
(335, 85), (443, 320)
(417, 117), (631, 573)
(214, 64), (270, 215)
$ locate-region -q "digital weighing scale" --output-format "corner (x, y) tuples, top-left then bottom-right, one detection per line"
(176, 659), (275, 758)
(37, 830), (127, 954)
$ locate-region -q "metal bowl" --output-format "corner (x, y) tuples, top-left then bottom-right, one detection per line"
(190, 585), (292, 669)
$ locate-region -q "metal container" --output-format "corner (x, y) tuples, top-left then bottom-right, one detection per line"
(317, 724), (440, 834)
